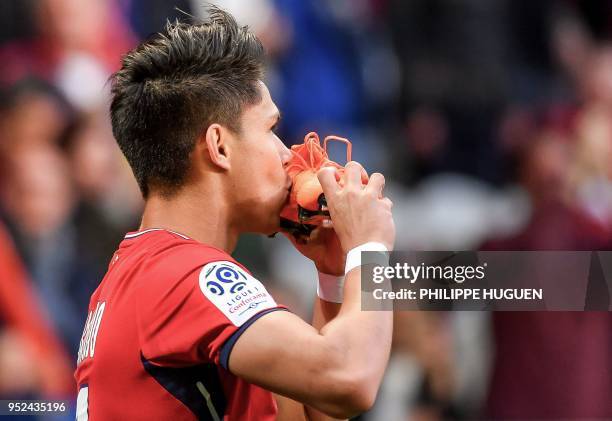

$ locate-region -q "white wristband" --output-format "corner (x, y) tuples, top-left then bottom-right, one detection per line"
(345, 242), (389, 275)
(317, 272), (344, 303)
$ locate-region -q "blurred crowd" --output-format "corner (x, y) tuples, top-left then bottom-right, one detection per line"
(0, 0), (610, 420)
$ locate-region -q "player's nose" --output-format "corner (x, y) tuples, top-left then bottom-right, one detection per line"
(276, 137), (292, 168)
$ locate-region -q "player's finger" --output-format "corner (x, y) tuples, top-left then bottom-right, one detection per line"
(307, 226), (321, 243)
(317, 167), (340, 195)
(334, 169), (342, 182)
(345, 161), (364, 188)
(381, 197), (393, 208)
(365, 172), (385, 197)
(360, 166), (369, 185)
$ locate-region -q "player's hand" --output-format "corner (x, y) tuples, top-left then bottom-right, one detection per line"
(317, 162), (395, 253)
(283, 224), (345, 276)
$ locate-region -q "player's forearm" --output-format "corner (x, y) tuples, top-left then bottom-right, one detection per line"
(225, 265), (391, 417)
(301, 269), (391, 419)
(316, 267), (393, 412)
(305, 298), (346, 421)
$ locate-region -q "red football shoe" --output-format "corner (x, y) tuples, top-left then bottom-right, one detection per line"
(280, 131), (352, 239)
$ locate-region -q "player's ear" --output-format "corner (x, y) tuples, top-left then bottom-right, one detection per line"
(202, 123), (231, 170)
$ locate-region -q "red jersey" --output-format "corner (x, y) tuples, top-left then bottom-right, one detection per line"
(75, 229), (286, 420)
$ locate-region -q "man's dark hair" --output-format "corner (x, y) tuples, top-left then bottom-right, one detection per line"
(110, 7), (264, 197)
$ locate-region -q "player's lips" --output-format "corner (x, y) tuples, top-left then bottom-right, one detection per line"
(280, 175), (292, 206)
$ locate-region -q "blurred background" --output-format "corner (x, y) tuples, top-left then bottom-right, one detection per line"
(0, 0), (611, 420)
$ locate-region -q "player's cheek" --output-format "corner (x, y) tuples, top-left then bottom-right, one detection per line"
(263, 146), (285, 186)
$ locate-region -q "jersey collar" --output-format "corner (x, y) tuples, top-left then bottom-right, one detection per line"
(123, 228), (191, 240)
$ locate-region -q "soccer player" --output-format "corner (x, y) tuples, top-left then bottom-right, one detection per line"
(75, 8), (395, 421)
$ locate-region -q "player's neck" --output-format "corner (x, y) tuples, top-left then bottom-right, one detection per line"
(139, 186), (239, 253)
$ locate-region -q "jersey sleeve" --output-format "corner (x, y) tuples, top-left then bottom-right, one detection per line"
(137, 244), (287, 368)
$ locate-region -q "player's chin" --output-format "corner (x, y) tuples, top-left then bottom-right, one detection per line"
(263, 203), (287, 235)
(251, 215), (282, 237)
(268, 206), (286, 234)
